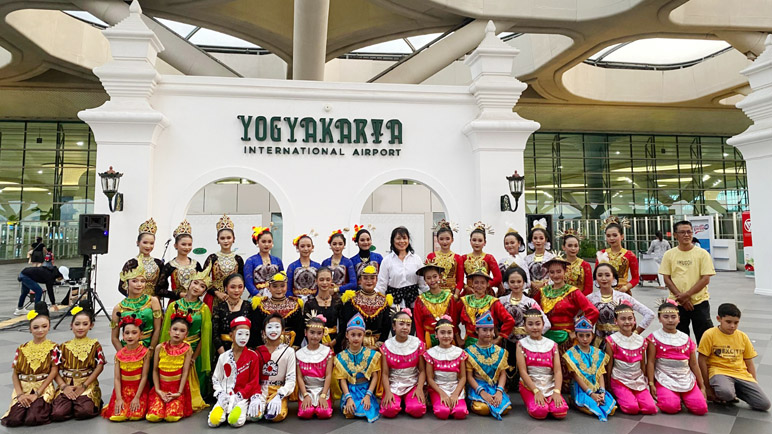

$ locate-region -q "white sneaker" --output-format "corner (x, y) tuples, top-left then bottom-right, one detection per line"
(13, 308), (28, 316)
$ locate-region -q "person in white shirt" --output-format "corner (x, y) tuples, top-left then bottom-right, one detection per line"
(375, 226), (428, 309)
(647, 231), (671, 288)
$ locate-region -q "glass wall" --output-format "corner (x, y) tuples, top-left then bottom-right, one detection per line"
(0, 121), (96, 260)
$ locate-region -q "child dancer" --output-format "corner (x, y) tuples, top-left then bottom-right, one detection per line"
(245, 226), (284, 297)
(212, 274), (252, 358)
(258, 314), (297, 422)
(334, 313), (382, 422)
(52, 301), (105, 421)
(296, 315), (334, 419)
(303, 267), (341, 348)
(465, 311), (511, 420)
(563, 317), (617, 421)
(423, 316), (468, 420)
(524, 224), (555, 293)
(250, 271), (304, 348)
(208, 316), (265, 427)
(562, 231), (593, 296)
(459, 269), (514, 348)
(203, 215), (244, 310)
(426, 220), (464, 297)
(588, 260), (654, 349)
(112, 259), (163, 351)
(323, 230), (357, 293)
(102, 315), (151, 421)
(498, 228), (530, 291)
(286, 233), (321, 299)
(605, 303), (657, 415)
(159, 219), (202, 300)
(517, 308), (568, 420)
(498, 267), (550, 382)
(147, 311), (194, 422)
(2, 303), (60, 427)
(380, 309), (427, 418)
(462, 222), (502, 295)
(646, 300), (708, 415)
(339, 265), (393, 351)
(161, 266), (212, 411)
(414, 259), (458, 348)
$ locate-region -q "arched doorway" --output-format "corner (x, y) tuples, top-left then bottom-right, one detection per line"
(359, 179), (447, 258)
(184, 177), (283, 263)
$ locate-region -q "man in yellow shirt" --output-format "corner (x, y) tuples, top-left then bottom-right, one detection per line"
(697, 303), (770, 411)
(659, 220), (715, 343)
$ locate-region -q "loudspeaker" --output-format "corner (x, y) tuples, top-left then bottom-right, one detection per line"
(78, 214), (110, 255)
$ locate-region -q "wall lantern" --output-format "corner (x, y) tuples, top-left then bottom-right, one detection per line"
(98, 166), (124, 212)
(500, 170), (524, 212)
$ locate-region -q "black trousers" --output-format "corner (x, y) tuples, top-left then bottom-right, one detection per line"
(677, 300), (712, 344)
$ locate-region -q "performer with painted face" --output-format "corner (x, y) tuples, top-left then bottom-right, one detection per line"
(118, 218), (166, 298)
(350, 225), (383, 278)
(250, 271), (304, 348)
(334, 313), (382, 423)
(465, 311), (511, 420)
(257, 314), (296, 423)
(339, 265), (393, 351)
(245, 226), (284, 297)
(323, 230), (357, 293)
(286, 232), (320, 299)
(159, 220), (202, 301)
(208, 316), (265, 427)
(296, 315), (335, 419)
(426, 220), (464, 298)
(379, 309), (427, 419)
(203, 215), (244, 310)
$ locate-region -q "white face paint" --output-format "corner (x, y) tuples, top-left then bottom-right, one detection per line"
(265, 322), (282, 341)
(234, 329), (250, 347)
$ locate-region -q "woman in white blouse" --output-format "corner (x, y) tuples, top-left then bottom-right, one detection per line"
(647, 231), (670, 288)
(376, 226), (428, 308)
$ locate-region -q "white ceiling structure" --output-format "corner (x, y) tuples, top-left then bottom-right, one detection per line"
(0, 0), (769, 135)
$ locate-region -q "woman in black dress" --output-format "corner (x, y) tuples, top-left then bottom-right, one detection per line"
(211, 273), (252, 358)
(302, 267), (341, 349)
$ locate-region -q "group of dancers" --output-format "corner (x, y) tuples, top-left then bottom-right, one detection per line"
(3, 214), (768, 427)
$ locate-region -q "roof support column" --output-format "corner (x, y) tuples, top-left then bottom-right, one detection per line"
(292, 0), (329, 81)
(728, 35), (772, 296)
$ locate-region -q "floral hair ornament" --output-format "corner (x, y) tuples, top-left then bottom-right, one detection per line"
(171, 308), (193, 325)
(26, 310), (39, 321)
(251, 224), (273, 243)
(119, 314), (143, 328)
(269, 271), (287, 283)
(352, 224), (376, 242)
(596, 251), (611, 264)
(467, 221), (494, 235)
(656, 297), (680, 313)
(327, 228), (349, 244)
(435, 315), (455, 330)
(395, 308), (413, 324)
(292, 229), (318, 247)
(432, 219), (459, 234)
(361, 264), (378, 275)
(615, 300), (635, 313)
(70, 306), (83, 316)
(304, 310), (327, 328)
(601, 215), (631, 231)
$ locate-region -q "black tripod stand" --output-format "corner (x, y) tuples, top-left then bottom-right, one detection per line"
(54, 254), (110, 329)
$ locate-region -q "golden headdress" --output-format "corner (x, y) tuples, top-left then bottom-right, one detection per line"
(556, 227), (584, 240)
(601, 215), (631, 231)
(120, 260), (145, 282)
(467, 221), (494, 235)
(188, 263), (212, 288)
(543, 252), (571, 267)
(138, 218), (157, 236)
(433, 219), (459, 233)
(173, 219), (192, 238)
(216, 214), (235, 233)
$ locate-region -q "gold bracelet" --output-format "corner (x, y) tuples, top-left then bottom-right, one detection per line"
(319, 393), (327, 399)
(553, 389), (561, 395)
(532, 388), (541, 394)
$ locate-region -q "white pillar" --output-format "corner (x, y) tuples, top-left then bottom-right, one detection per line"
(292, 0), (329, 81)
(727, 34), (772, 296)
(462, 21), (540, 259)
(78, 0), (169, 310)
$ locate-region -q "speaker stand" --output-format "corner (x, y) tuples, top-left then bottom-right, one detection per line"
(54, 255), (111, 329)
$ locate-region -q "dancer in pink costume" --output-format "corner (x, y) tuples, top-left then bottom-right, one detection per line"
(380, 309), (426, 418)
(296, 315), (334, 419)
(423, 316), (468, 420)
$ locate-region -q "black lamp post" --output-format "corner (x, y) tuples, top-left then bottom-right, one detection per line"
(98, 166), (123, 212)
(500, 170), (524, 212)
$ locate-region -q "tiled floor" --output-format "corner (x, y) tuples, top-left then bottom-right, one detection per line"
(0, 260), (770, 433)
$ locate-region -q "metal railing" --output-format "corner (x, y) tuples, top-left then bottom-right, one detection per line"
(0, 221), (81, 261)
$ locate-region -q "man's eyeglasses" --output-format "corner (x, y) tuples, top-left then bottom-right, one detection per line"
(676, 230), (694, 235)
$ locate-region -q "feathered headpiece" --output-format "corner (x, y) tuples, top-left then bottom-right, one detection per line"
(293, 229), (318, 247)
(138, 218), (157, 236)
(601, 215), (631, 231)
(433, 219), (459, 234)
(173, 219), (192, 238)
(216, 214), (235, 233)
(327, 228), (349, 244)
(467, 221), (494, 235)
(252, 224), (273, 243)
(305, 310), (327, 328)
(351, 224), (375, 241)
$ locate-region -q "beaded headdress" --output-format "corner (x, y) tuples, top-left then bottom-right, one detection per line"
(615, 300), (634, 314)
(305, 311), (327, 329)
(173, 219), (192, 238)
(394, 308), (412, 324)
(434, 315), (454, 330)
(523, 307), (543, 318)
(138, 218), (157, 236)
(657, 298), (680, 314)
(216, 214), (235, 233)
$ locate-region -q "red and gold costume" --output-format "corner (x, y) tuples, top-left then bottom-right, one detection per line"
(426, 251), (464, 293)
(52, 338), (105, 421)
(413, 290), (459, 349)
(102, 345), (149, 421)
(595, 248), (639, 291)
(146, 342), (194, 422)
(458, 295), (514, 347)
(2, 340), (61, 427)
(461, 253), (502, 294)
(338, 290), (393, 350)
(566, 258), (593, 296)
(249, 296), (304, 348)
(532, 284), (599, 338)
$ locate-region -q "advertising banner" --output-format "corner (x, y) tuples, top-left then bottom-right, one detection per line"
(742, 211), (754, 277)
(687, 215), (713, 255)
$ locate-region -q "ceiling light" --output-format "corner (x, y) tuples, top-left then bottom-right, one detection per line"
(723, 153), (729, 157)
(2, 187), (48, 192)
(76, 141), (84, 146)
(37, 170), (43, 174)
(702, 174), (710, 181)
(615, 151), (620, 155)
(0, 181), (19, 185)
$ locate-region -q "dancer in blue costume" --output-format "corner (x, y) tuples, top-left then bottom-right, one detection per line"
(333, 313), (382, 422)
(465, 311), (511, 420)
(562, 316), (617, 421)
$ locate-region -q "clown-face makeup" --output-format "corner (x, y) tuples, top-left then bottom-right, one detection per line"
(234, 327), (250, 347)
(265, 320), (283, 341)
